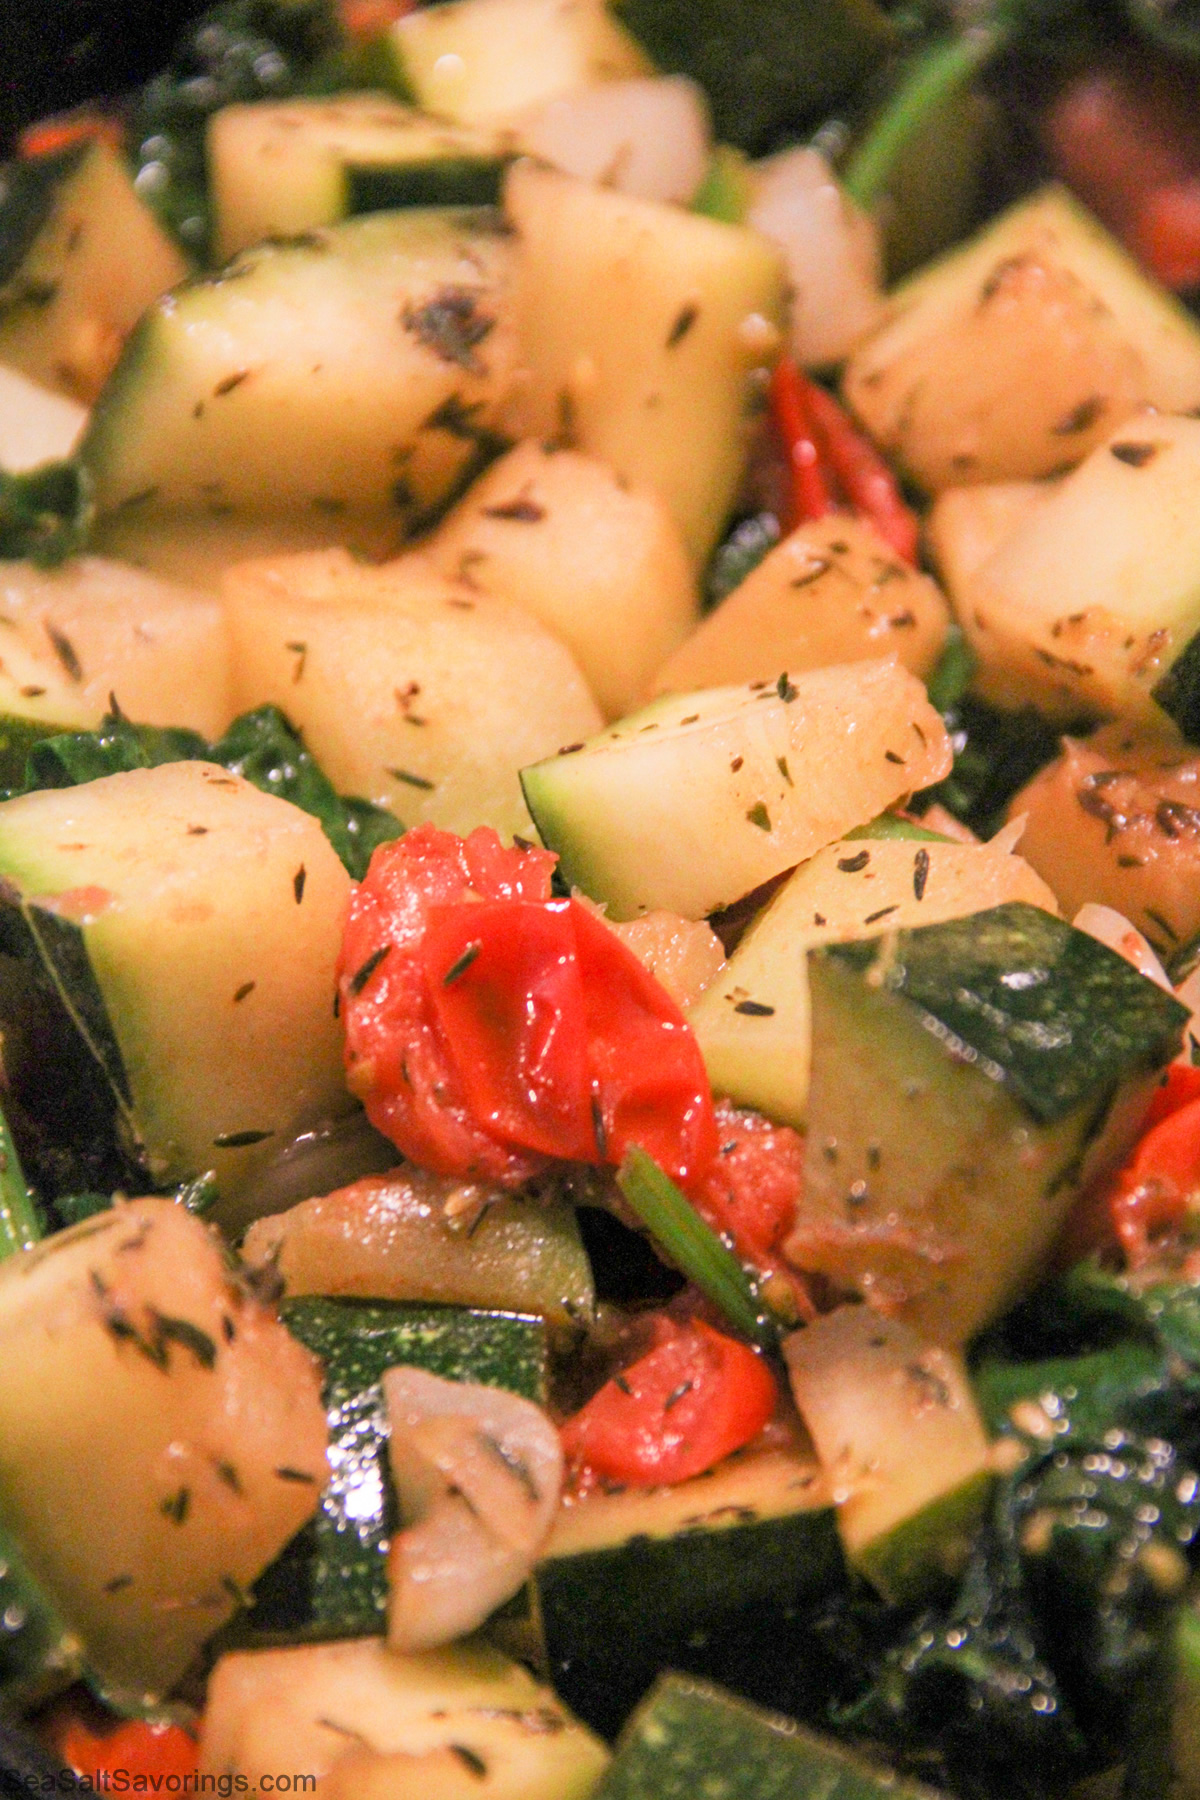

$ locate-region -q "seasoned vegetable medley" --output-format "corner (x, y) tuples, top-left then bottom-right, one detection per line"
(7, 0), (1200, 1794)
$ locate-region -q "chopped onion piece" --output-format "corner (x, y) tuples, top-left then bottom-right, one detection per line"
(383, 1367), (563, 1652)
(1072, 903), (1172, 990)
(513, 77), (711, 205)
(747, 147), (884, 370)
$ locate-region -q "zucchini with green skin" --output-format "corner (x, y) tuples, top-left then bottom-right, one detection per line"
(525, 1443), (843, 1740)
(240, 1166), (596, 1331)
(687, 832), (1057, 1129)
(0, 1199), (328, 1709)
(209, 96), (512, 260)
(594, 1672), (944, 1799)
(783, 1308), (993, 1607)
(520, 661), (950, 920)
(81, 208), (519, 535)
(245, 1299), (549, 1642)
(787, 903), (1188, 1344)
(201, 1634), (610, 1798)
(0, 761), (353, 1212)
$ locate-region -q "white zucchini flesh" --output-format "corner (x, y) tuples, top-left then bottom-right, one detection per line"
(960, 410), (1200, 721)
(426, 440), (699, 719)
(222, 546), (603, 841)
(82, 208), (519, 530)
(925, 478), (1062, 608)
(200, 1636), (610, 1799)
(513, 77), (711, 205)
(784, 1307), (992, 1604)
(0, 364), (87, 471)
(521, 660), (951, 920)
(239, 1165), (596, 1329)
(0, 1200), (327, 1708)
(688, 833), (1059, 1130)
(387, 0), (650, 126)
(650, 512), (949, 697)
(0, 555), (231, 738)
(384, 1368), (563, 1651)
(0, 762), (353, 1209)
(503, 160), (786, 564)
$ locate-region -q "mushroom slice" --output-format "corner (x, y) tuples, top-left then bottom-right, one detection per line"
(383, 1367), (563, 1652)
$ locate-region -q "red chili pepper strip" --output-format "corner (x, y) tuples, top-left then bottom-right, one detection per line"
(769, 356), (834, 531)
(1108, 1095), (1200, 1266)
(803, 377), (921, 566)
(59, 1718), (198, 1780)
(560, 1318), (777, 1489)
(19, 112), (123, 160)
(340, 826), (717, 1191)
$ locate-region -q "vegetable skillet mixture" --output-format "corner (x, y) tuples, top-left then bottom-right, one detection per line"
(9, 0), (1200, 1794)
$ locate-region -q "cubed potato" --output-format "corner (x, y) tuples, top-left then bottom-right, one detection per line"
(650, 514), (948, 698)
(426, 441), (698, 719)
(1011, 720), (1200, 955)
(0, 556), (231, 738)
(223, 547), (602, 840)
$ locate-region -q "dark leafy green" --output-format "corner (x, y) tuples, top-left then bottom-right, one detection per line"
(916, 695), (1067, 838)
(843, 2), (1131, 211)
(0, 462), (92, 568)
(615, 0), (900, 154)
(128, 0), (350, 259)
(208, 706), (403, 878)
(703, 511), (781, 609)
(17, 702), (402, 879)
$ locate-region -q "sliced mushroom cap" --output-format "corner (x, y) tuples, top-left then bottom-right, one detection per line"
(383, 1366), (564, 1652)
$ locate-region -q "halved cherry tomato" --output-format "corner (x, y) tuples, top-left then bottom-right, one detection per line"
(59, 1717), (198, 1780)
(560, 1318), (777, 1488)
(340, 826), (717, 1189)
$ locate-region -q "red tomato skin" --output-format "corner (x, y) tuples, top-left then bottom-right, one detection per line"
(339, 826), (558, 1184)
(340, 828), (717, 1189)
(560, 1320), (778, 1488)
(422, 898), (598, 1160)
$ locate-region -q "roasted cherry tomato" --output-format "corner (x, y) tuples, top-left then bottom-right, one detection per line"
(560, 1317), (777, 1488)
(340, 826), (717, 1190)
